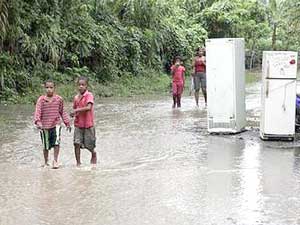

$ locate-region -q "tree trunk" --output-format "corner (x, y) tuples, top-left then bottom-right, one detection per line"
(0, 68), (5, 92)
(272, 23), (277, 50)
(249, 41), (256, 70)
(250, 51), (255, 70)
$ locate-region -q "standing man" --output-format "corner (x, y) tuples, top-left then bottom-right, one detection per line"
(192, 48), (206, 107)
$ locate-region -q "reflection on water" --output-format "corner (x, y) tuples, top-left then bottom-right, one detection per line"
(239, 141), (263, 225)
(1, 83), (300, 225)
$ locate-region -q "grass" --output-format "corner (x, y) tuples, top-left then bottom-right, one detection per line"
(0, 72), (171, 104)
(94, 73), (171, 98)
(246, 68), (300, 83)
(0, 69), (263, 104)
(246, 69), (261, 84)
(183, 69), (261, 93)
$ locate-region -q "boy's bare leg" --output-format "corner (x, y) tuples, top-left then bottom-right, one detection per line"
(54, 146), (59, 162)
(172, 95), (176, 108)
(177, 95), (181, 108)
(203, 88), (207, 105)
(52, 146), (60, 169)
(201, 83), (207, 105)
(74, 144), (81, 166)
(194, 91), (199, 106)
(89, 149), (97, 165)
(43, 149), (49, 166)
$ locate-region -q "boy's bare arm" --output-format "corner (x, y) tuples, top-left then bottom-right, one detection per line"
(191, 59), (195, 76)
(70, 103), (92, 117)
(170, 68), (174, 76)
(59, 100), (71, 129)
(75, 103), (92, 113)
(34, 98), (43, 129)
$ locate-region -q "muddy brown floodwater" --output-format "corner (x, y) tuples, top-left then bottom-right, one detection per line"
(1, 82), (300, 225)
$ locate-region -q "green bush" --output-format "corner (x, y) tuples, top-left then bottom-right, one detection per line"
(1, 0), (297, 103)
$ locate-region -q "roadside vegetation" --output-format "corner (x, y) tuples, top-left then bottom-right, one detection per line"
(0, 0), (299, 103)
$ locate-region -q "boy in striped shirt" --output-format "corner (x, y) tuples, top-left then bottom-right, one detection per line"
(34, 80), (71, 168)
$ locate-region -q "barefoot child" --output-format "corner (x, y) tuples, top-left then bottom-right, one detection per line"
(34, 80), (71, 168)
(70, 76), (97, 167)
(192, 48), (206, 107)
(170, 56), (185, 108)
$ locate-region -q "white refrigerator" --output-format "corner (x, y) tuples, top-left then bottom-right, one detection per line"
(206, 38), (246, 133)
(260, 51), (298, 140)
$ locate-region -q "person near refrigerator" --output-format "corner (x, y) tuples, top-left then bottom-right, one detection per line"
(192, 47), (207, 107)
(296, 94), (300, 131)
(170, 56), (185, 108)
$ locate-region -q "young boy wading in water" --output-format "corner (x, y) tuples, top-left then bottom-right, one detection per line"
(70, 76), (97, 167)
(192, 48), (206, 107)
(171, 56), (185, 108)
(34, 80), (71, 169)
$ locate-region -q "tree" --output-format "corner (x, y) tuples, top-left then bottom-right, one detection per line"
(280, 0), (300, 50)
(1, 0), (296, 102)
(0, 0), (8, 45)
(268, 0), (283, 50)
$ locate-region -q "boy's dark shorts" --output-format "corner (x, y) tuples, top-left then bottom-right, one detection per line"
(194, 72), (206, 92)
(74, 127), (96, 151)
(40, 126), (61, 150)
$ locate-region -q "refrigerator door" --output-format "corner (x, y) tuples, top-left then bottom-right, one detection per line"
(206, 39), (235, 123)
(263, 51), (297, 79)
(261, 79), (296, 135)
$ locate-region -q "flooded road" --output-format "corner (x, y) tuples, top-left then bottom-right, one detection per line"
(1, 83), (300, 225)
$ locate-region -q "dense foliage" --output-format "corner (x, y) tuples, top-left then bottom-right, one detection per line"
(0, 0), (299, 102)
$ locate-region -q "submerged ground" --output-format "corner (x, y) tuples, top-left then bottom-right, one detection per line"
(0, 81), (300, 225)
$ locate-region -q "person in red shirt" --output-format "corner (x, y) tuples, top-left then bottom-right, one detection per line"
(170, 56), (185, 108)
(34, 80), (71, 169)
(70, 76), (97, 167)
(192, 48), (206, 107)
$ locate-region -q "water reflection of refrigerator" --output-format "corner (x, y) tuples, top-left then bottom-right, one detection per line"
(206, 38), (246, 133)
(260, 51), (298, 140)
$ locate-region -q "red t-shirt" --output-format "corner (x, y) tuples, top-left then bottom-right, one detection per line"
(171, 65), (185, 83)
(194, 57), (206, 73)
(73, 90), (94, 128)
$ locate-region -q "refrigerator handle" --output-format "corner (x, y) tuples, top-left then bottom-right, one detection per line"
(282, 83), (287, 111)
(266, 80), (269, 98)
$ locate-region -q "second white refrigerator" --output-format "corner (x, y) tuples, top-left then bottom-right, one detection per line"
(260, 51), (298, 140)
